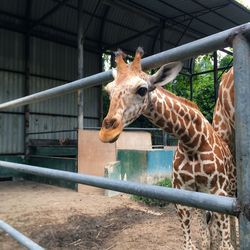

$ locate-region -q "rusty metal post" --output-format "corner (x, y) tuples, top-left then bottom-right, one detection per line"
(24, 0), (32, 157)
(233, 34), (250, 250)
(77, 0), (84, 129)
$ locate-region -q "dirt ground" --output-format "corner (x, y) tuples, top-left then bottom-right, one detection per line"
(0, 180), (203, 250)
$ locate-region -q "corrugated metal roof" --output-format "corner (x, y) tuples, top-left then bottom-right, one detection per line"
(1, 0), (249, 56)
(0, 29), (24, 72)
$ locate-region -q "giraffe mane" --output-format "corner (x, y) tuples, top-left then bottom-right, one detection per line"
(159, 87), (200, 111)
(176, 95), (199, 110)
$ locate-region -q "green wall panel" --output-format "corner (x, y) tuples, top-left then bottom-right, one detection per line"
(26, 156), (77, 190)
(117, 150), (147, 182)
(29, 146), (77, 157)
(0, 155), (25, 178)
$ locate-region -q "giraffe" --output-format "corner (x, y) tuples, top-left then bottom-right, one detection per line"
(99, 48), (236, 250)
(212, 67), (235, 157)
(212, 67), (237, 248)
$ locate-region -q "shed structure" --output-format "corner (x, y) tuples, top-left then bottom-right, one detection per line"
(0, 0), (249, 169)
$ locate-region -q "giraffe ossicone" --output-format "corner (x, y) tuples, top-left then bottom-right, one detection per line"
(99, 48), (236, 250)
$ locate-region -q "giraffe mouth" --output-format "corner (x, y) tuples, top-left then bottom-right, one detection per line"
(109, 134), (120, 143)
(99, 123), (124, 143)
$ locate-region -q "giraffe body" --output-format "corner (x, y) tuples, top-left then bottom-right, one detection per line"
(213, 68), (235, 156)
(212, 67), (237, 249)
(99, 48), (236, 250)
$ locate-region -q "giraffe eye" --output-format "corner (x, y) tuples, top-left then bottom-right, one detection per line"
(136, 87), (148, 97)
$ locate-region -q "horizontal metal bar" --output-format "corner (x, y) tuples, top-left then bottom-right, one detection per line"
(83, 126), (162, 131)
(26, 127), (162, 135)
(0, 220), (44, 250)
(0, 160), (237, 216)
(0, 153), (24, 156)
(0, 111), (98, 120)
(0, 23), (249, 111)
(192, 65), (232, 77)
(27, 129), (77, 135)
(0, 111), (24, 115)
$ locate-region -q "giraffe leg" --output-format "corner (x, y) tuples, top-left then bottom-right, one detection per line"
(230, 216), (237, 249)
(209, 212), (221, 250)
(210, 212), (234, 250)
(175, 204), (198, 250)
(195, 209), (210, 250)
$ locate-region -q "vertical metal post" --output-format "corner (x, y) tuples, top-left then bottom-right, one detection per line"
(160, 20), (165, 51)
(111, 53), (115, 68)
(189, 75), (193, 101)
(233, 34), (250, 250)
(189, 58), (194, 101)
(24, 0), (32, 157)
(213, 50), (218, 102)
(77, 0), (84, 129)
(98, 51), (103, 126)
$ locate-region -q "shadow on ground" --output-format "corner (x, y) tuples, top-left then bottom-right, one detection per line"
(30, 207), (160, 250)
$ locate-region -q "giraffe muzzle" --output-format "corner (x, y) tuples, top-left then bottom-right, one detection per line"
(99, 118), (124, 143)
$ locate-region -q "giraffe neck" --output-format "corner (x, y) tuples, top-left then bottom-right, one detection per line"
(143, 87), (212, 153)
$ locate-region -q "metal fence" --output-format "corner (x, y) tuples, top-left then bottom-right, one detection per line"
(0, 22), (250, 249)
(0, 220), (44, 250)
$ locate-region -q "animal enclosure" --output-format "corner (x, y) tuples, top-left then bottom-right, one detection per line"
(0, 22), (250, 249)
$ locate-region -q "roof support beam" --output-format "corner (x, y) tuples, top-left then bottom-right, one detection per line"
(0, 19), (101, 54)
(104, 25), (159, 50)
(157, 0), (223, 32)
(82, 0), (101, 36)
(0, 3), (225, 54)
(103, 0), (158, 24)
(175, 18), (193, 46)
(160, 20), (165, 51)
(29, 0), (70, 30)
(191, 0), (239, 26)
(150, 27), (161, 54)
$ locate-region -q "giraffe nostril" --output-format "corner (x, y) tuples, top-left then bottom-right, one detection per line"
(103, 118), (119, 129)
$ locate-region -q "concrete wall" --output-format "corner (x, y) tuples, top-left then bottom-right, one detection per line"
(77, 130), (152, 194)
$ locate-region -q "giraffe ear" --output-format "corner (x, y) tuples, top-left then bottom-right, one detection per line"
(149, 62), (183, 87)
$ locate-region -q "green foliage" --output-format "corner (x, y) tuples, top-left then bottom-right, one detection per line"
(219, 53), (233, 68)
(157, 177), (172, 187)
(192, 74), (215, 122)
(194, 54), (213, 72)
(132, 177), (172, 207)
(165, 74), (190, 100)
(192, 54), (215, 122)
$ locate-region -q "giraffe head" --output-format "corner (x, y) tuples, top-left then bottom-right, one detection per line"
(99, 47), (182, 143)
